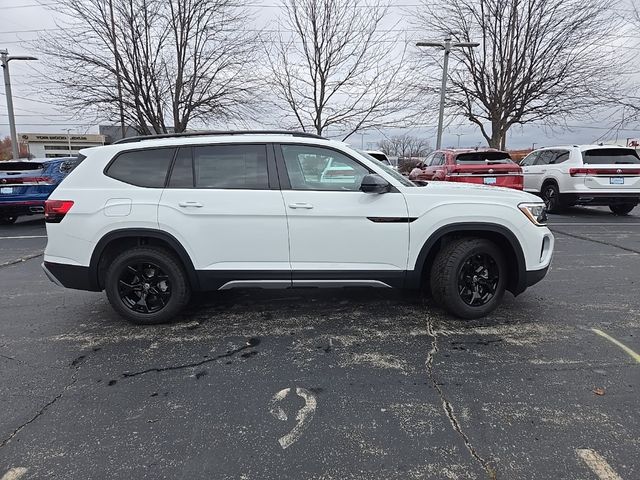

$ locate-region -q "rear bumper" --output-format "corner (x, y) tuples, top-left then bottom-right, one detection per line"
(42, 261), (100, 291)
(0, 200), (45, 216)
(570, 193), (640, 206)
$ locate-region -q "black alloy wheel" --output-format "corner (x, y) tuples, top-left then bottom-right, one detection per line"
(430, 237), (507, 319)
(542, 183), (560, 213)
(105, 246), (190, 324)
(609, 203), (635, 216)
(117, 262), (171, 314)
(457, 253), (499, 307)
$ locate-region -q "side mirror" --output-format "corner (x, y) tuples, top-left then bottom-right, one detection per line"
(360, 174), (391, 193)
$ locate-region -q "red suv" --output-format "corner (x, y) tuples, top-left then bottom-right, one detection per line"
(408, 148), (523, 190)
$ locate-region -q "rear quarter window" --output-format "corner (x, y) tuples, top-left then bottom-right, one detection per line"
(106, 148), (176, 187)
(582, 149), (640, 165)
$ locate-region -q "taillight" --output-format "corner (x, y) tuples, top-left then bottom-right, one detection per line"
(44, 200), (74, 223)
(570, 168), (640, 176)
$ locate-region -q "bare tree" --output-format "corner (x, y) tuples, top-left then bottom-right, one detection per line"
(377, 135), (431, 157)
(264, 0), (418, 140)
(38, 0), (258, 134)
(414, 0), (620, 148)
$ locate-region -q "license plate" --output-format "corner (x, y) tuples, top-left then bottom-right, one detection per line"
(0, 187), (12, 194)
(483, 177), (497, 185)
(610, 177), (624, 185)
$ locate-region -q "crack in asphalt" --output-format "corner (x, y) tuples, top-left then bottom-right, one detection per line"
(0, 252), (44, 269)
(121, 337), (260, 379)
(425, 320), (497, 480)
(551, 229), (640, 254)
(0, 352), (93, 449)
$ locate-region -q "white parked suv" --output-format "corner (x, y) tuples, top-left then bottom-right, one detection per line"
(520, 145), (640, 214)
(42, 131), (554, 324)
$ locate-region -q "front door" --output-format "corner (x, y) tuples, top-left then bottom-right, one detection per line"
(158, 144), (290, 287)
(277, 144), (410, 287)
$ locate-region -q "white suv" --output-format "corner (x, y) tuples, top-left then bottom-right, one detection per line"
(42, 131), (554, 324)
(521, 145), (640, 214)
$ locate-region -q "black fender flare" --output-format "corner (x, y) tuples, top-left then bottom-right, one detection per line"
(407, 222), (527, 295)
(89, 228), (199, 290)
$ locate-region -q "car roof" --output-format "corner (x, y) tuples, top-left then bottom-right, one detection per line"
(81, 132), (345, 155)
(439, 148), (506, 154)
(536, 144), (633, 151)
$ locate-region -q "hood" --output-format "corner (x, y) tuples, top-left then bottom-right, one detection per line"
(404, 180), (541, 204)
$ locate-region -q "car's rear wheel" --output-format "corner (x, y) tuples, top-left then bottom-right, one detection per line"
(105, 246), (191, 325)
(430, 238), (507, 319)
(0, 216), (18, 225)
(609, 203), (636, 216)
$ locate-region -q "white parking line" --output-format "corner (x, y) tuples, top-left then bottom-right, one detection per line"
(576, 449), (622, 480)
(0, 468), (28, 480)
(0, 236), (47, 240)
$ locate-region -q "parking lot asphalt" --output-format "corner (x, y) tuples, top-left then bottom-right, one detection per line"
(0, 208), (638, 480)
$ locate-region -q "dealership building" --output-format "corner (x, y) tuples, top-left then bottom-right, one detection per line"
(18, 133), (105, 158)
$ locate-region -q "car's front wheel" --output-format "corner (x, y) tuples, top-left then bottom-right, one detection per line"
(430, 238), (507, 319)
(105, 246), (191, 324)
(609, 203), (636, 216)
(0, 216), (18, 225)
(541, 183), (562, 213)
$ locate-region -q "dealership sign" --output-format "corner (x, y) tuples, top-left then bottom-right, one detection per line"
(19, 133), (105, 143)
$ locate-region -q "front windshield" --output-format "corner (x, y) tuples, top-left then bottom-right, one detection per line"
(357, 150), (417, 187)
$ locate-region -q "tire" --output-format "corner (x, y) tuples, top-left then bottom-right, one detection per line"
(104, 246), (191, 325)
(541, 182), (562, 213)
(430, 237), (507, 319)
(0, 216), (18, 225)
(609, 204), (635, 216)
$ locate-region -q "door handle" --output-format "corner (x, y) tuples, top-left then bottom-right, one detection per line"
(178, 201), (203, 208)
(288, 203), (314, 209)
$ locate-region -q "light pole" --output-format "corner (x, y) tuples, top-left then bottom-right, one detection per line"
(454, 133), (465, 148)
(63, 128), (73, 154)
(1, 49), (38, 159)
(417, 36), (479, 150)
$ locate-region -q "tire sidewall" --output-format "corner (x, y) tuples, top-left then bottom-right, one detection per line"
(105, 248), (190, 324)
(542, 183), (560, 213)
(444, 241), (507, 319)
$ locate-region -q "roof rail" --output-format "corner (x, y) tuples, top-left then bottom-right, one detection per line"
(113, 130), (326, 144)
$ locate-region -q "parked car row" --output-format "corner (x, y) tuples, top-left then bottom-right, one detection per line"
(403, 145), (640, 215)
(0, 157), (81, 224)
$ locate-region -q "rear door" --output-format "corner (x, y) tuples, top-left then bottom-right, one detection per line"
(158, 143), (290, 284)
(277, 143), (409, 285)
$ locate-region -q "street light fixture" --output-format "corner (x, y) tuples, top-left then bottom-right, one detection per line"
(417, 36), (479, 150)
(1, 49), (38, 159)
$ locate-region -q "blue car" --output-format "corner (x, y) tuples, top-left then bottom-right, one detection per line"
(0, 157), (81, 225)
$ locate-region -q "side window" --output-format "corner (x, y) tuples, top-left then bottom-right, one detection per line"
(534, 151), (553, 165)
(521, 152), (538, 166)
(435, 153), (446, 166)
(421, 153), (435, 167)
(193, 144), (268, 189)
(168, 147), (194, 188)
(281, 145), (369, 191)
(551, 150), (570, 164)
(106, 148), (175, 188)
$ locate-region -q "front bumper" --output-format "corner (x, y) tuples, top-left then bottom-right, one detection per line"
(526, 265), (550, 288)
(42, 261), (100, 291)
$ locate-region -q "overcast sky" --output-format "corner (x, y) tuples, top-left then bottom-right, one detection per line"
(1, 0), (639, 149)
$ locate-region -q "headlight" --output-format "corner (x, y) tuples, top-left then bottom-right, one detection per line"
(519, 203), (548, 226)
